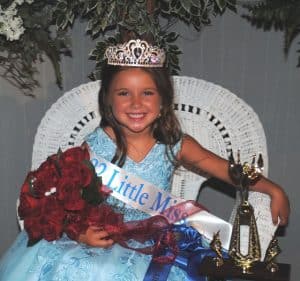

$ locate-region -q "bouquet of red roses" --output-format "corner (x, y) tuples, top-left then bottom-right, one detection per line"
(18, 146), (178, 263)
(18, 146), (114, 246)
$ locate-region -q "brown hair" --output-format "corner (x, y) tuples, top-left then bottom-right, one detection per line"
(98, 64), (183, 166)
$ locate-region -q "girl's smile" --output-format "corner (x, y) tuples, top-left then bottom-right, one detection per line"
(108, 68), (161, 136)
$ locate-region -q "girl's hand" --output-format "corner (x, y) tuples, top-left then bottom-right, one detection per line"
(270, 187), (290, 226)
(78, 226), (114, 248)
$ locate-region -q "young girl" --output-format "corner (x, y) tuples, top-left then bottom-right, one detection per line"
(0, 39), (290, 281)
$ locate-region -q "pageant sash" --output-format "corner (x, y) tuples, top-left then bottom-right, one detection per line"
(90, 153), (232, 249)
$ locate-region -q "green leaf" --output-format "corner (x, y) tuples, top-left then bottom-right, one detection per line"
(180, 0), (192, 13)
(27, 238), (42, 247)
(56, 15), (67, 29)
(87, 0), (98, 12)
(83, 159), (96, 171)
(190, 0), (201, 8)
(57, 147), (63, 156)
(81, 175), (105, 206)
(96, 1), (105, 15)
(67, 12), (75, 25)
(56, 1), (68, 11)
(215, 0), (226, 12)
(165, 32), (179, 43)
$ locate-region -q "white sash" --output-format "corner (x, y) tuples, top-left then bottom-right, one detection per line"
(91, 153), (232, 249)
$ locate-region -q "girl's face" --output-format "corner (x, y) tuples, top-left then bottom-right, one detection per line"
(108, 68), (161, 136)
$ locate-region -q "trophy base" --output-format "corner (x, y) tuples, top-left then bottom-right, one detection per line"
(198, 256), (291, 281)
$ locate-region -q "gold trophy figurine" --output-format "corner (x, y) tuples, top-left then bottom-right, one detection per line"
(228, 151), (264, 273)
(264, 237), (281, 273)
(210, 231), (224, 267)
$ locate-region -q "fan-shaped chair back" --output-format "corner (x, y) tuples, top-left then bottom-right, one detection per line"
(29, 76), (275, 258)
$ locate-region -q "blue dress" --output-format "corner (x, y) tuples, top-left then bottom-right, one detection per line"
(0, 128), (190, 281)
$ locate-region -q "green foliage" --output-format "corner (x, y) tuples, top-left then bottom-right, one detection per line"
(1, 0), (299, 95)
(54, 0), (237, 79)
(1, 0), (237, 94)
(0, 0), (71, 95)
(242, 0), (300, 67)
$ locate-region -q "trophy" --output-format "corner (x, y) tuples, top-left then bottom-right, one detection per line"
(198, 151), (291, 281)
(228, 151), (264, 273)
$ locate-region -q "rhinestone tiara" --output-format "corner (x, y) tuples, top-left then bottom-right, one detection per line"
(105, 39), (166, 67)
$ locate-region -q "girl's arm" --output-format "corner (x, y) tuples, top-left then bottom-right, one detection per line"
(178, 134), (290, 226)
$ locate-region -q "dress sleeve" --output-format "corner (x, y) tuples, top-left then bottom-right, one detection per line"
(84, 129), (98, 147)
(171, 137), (183, 158)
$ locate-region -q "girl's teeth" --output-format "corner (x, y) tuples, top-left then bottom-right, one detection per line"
(129, 114), (144, 118)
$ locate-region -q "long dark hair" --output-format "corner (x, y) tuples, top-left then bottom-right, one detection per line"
(98, 64), (183, 166)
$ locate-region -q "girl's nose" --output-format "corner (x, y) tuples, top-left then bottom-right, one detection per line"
(131, 94), (142, 107)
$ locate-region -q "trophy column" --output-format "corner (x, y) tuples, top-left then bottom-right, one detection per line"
(228, 152), (263, 273)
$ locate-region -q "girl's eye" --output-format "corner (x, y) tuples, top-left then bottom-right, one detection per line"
(118, 91), (128, 96)
(143, 91), (154, 96)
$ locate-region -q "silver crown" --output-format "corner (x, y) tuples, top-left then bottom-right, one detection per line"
(105, 39), (166, 67)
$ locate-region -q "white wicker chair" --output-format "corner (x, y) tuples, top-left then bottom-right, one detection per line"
(27, 76), (275, 258)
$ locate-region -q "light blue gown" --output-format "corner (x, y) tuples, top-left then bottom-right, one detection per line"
(0, 128), (190, 281)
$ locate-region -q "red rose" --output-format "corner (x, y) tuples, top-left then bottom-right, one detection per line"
(40, 197), (64, 241)
(86, 204), (124, 234)
(85, 205), (103, 226)
(65, 222), (83, 241)
(43, 197), (65, 222)
(65, 213), (86, 240)
(18, 192), (41, 218)
(24, 217), (42, 241)
(28, 161), (60, 198)
(60, 147), (89, 164)
(58, 180), (86, 211)
(78, 163), (93, 187)
(60, 163), (81, 185)
(20, 176), (32, 193)
(60, 162), (92, 188)
(41, 220), (63, 241)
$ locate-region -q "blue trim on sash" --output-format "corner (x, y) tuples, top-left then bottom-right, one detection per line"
(144, 224), (228, 281)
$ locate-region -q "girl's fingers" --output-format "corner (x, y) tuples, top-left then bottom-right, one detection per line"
(91, 230), (114, 248)
(97, 230), (111, 239)
(272, 214), (279, 225)
(89, 226), (104, 231)
(92, 230), (114, 248)
(279, 210), (289, 226)
(96, 238), (114, 248)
